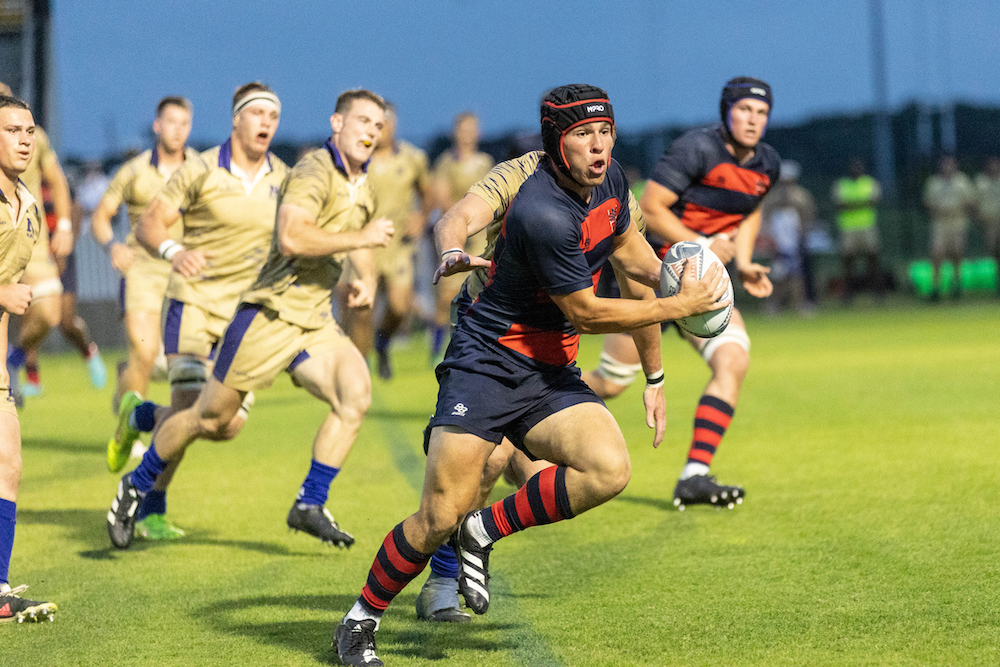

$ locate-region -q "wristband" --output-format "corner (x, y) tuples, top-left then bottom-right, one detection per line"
(645, 371), (664, 389)
(56, 217), (72, 232)
(440, 247), (463, 260)
(158, 239), (184, 261)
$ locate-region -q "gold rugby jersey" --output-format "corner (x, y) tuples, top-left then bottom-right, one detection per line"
(463, 151), (646, 300)
(100, 146), (201, 250)
(158, 140), (288, 319)
(433, 149), (494, 206)
(368, 140), (428, 248)
(242, 140), (375, 330)
(0, 181), (43, 298)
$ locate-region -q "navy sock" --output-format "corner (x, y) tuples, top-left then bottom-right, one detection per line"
(130, 401), (158, 433)
(374, 330), (390, 354)
(130, 444), (167, 493)
(6, 346), (25, 369)
(136, 490), (167, 521)
(297, 459), (339, 506)
(0, 498), (15, 585)
(429, 543), (459, 579)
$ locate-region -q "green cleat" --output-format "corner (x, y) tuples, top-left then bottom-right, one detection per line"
(107, 391), (144, 473)
(136, 514), (186, 540)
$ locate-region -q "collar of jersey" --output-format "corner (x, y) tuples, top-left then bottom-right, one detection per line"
(0, 180), (36, 228)
(325, 138), (369, 177)
(217, 138), (273, 174)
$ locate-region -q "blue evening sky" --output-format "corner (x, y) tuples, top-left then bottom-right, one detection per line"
(51, 0), (1000, 158)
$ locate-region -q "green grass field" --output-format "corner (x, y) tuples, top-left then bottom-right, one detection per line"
(4, 301), (1000, 666)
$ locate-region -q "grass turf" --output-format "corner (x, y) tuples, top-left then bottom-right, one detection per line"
(4, 300), (999, 665)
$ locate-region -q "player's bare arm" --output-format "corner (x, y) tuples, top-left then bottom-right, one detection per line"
(432, 192), (494, 283)
(733, 206), (772, 298)
(345, 248), (377, 309)
(41, 152), (74, 258)
(136, 196), (205, 277)
(0, 284), (32, 315)
(277, 203), (393, 258)
(90, 195), (134, 273)
(641, 180), (736, 263)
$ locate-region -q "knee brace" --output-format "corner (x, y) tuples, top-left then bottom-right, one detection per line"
(594, 350), (643, 387)
(700, 327), (751, 362)
(167, 356), (208, 393)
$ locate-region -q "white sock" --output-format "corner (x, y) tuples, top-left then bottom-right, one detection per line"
(346, 600), (381, 630)
(680, 462), (710, 480)
(467, 511), (492, 548)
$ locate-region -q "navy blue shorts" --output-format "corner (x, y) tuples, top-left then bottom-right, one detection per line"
(425, 328), (604, 460)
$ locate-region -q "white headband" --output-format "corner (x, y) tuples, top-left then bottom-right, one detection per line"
(232, 91), (281, 118)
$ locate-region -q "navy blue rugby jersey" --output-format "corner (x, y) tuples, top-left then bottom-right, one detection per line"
(647, 125), (780, 258)
(458, 159), (632, 368)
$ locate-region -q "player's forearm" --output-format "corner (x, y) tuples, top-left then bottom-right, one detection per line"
(44, 160), (72, 223)
(564, 294), (693, 335)
(347, 247), (376, 290)
(734, 211), (762, 271)
(616, 271), (663, 375)
(90, 203), (117, 247)
(281, 224), (374, 258)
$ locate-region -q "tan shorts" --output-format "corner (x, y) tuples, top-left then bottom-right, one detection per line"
(125, 254), (172, 314)
(840, 226), (879, 256)
(212, 304), (353, 392)
(374, 242), (415, 288)
(20, 239), (62, 298)
(931, 219), (968, 257)
(162, 298), (230, 359)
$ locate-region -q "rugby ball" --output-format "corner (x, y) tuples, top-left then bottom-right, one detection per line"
(659, 241), (734, 338)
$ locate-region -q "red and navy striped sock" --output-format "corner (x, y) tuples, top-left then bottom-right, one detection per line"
(359, 522), (431, 615)
(686, 395), (734, 470)
(480, 466), (574, 542)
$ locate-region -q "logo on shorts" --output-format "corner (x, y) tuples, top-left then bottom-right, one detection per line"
(451, 403), (468, 417)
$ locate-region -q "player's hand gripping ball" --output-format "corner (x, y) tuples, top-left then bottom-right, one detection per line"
(660, 241), (734, 338)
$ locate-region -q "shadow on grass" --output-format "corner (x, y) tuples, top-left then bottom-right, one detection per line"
(200, 592), (530, 663)
(21, 437), (102, 455)
(613, 493), (678, 512)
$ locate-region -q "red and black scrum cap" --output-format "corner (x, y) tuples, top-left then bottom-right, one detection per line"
(540, 84), (615, 177)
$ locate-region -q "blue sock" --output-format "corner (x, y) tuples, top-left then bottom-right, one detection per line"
(429, 543), (459, 579)
(297, 459), (339, 506)
(6, 346), (25, 370)
(130, 444), (167, 494)
(136, 490), (167, 522)
(431, 326), (446, 356)
(374, 330), (390, 354)
(0, 499), (15, 585)
(128, 401), (158, 433)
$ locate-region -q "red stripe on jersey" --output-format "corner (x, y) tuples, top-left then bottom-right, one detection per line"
(700, 163), (771, 197)
(578, 198), (621, 252)
(499, 322), (580, 366)
(680, 203), (744, 238)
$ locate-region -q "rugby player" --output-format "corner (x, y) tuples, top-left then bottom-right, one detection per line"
(0, 83), (88, 401)
(107, 89), (393, 552)
(343, 102), (430, 379)
(584, 77), (779, 509)
(105, 82), (288, 542)
(334, 85), (728, 666)
(414, 149), (656, 623)
(428, 112), (494, 364)
(91, 97), (197, 418)
(0, 94), (57, 622)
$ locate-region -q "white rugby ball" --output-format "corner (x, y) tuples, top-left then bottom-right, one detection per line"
(659, 241), (734, 338)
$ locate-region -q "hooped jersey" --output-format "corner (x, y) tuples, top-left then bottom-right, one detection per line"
(459, 159), (631, 369)
(647, 125), (780, 257)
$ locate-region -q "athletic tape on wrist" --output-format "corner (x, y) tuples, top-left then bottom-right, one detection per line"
(158, 239), (183, 261)
(645, 371), (665, 388)
(440, 247), (463, 260)
(56, 217), (72, 232)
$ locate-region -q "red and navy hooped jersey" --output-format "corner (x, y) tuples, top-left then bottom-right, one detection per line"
(647, 125), (780, 257)
(459, 159), (631, 369)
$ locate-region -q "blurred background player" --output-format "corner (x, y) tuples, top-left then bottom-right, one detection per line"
(760, 160), (816, 315)
(923, 155), (974, 300)
(428, 112), (493, 364)
(832, 157), (883, 303)
(0, 93), (57, 622)
(91, 97), (196, 418)
(974, 156), (1000, 295)
(0, 82), (101, 401)
(107, 82), (288, 541)
(634, 77), (779, 509)
(107, 90), (392, 551)
(344, 102), (430, 379)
